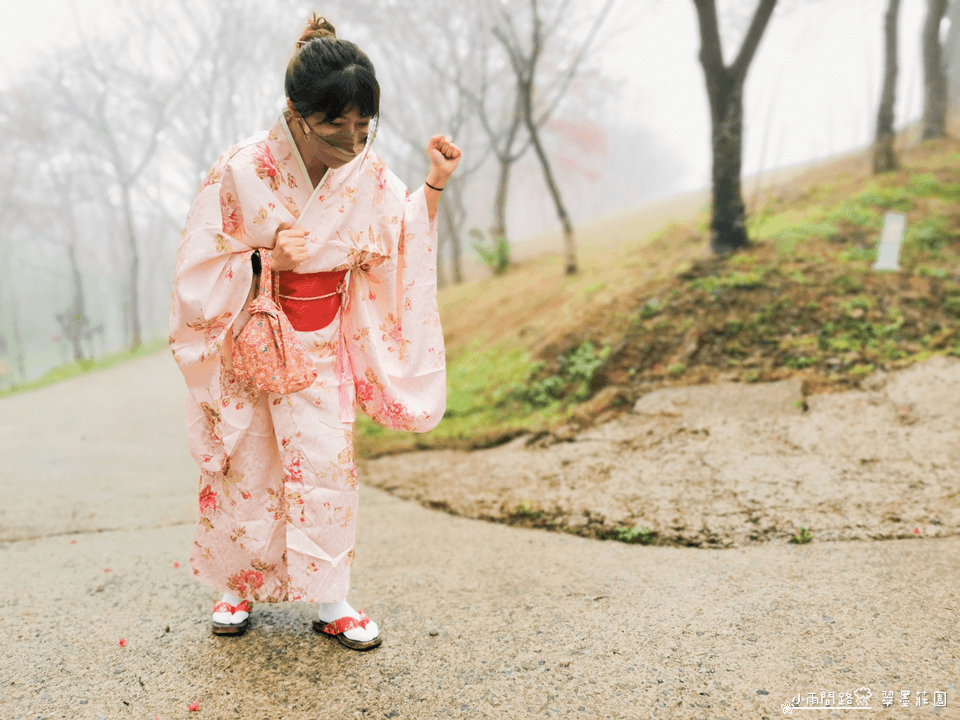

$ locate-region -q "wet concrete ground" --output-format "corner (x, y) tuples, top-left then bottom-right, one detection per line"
(1, 352), (958, 719)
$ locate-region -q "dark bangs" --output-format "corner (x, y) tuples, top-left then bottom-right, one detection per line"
(285, 38), (380, 122)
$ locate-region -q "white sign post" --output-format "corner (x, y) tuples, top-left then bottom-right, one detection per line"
(873, 212), (906, 272)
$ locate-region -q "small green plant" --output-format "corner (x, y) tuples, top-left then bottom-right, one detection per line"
(790, 527), (813, 544)
(500, 341), (609, 408)
(513, 499), (542, 520)
(906, 173), (960, 200)
(826, 334), (861, 353)
(841, 297), (872, 315)
(943, 296), (960, 318)
(785, 356), (816, 369)
(669, 363), (686, 375)
(848, 363), (875, 378)
(470, 228), (510, 275)
(787, 269), (812, 284)
(906, 217), (949, 254)
(640, 298), (661, 319)
(838, 247), (875, 264)
(835, 274), (864, 293)
(908, 173), (942, 197)
(827, 201), (882, 229)
(857, 186), (914, 212)
(612, 526), (655, 544)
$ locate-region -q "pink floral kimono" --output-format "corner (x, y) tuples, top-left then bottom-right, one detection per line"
(169, 114), (445, 603)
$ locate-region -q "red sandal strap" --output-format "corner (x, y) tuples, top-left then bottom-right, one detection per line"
(320, 611), (371, 636)
(213, 600), (252, 614)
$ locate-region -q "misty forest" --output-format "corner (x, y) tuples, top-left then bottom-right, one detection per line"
(0, 0), (958, 396)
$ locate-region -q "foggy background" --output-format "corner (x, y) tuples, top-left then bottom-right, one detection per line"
(0, 0), (951, 387)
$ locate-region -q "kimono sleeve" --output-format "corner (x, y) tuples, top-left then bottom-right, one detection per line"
(168, 162), (258, 471)
(342, 180), (447, 433)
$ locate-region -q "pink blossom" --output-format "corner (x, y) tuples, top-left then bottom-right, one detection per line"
(221, 198), (243, 236)
(355, 379), (375, 404)
(198, 485), (218, 514)
(253, 144), (280, 189)
(229, 569), (265, 595)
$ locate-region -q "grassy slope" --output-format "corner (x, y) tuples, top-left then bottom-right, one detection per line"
(356, 124), (960, 458)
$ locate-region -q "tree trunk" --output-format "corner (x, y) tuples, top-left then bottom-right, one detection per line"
(922, 0), (949, 140)
(489, 110), (523, 273)
(693, 0), (778, 255)
(947, 0), (960, 106)
(708, 82), (749, 253)
(874, 0), (901, 173)
(120, 183), (142, 349)
(8, 286), (26, 383)
(62, 241), (88, 362)
(521, 78), (577, 274)
(491, 157), (510, 249)
(63, 198), (90, 362)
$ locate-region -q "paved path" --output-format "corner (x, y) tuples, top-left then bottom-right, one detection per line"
(0, 352), (957, 719)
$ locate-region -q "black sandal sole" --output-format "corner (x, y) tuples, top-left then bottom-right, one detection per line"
(211, 618), (250, 636)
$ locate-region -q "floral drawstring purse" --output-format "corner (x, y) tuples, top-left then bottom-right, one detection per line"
(232, 249), (317, 394)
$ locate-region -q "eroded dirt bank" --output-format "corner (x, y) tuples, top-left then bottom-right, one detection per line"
(359, 356), (960, 547)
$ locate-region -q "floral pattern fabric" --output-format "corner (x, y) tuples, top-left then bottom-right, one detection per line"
(169, 115), (446, 603)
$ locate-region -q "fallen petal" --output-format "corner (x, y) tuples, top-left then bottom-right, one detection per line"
(118, 638), (127, 647)
(188, 700), (200, 711)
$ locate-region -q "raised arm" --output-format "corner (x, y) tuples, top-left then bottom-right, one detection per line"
(423, 134), (462, 221)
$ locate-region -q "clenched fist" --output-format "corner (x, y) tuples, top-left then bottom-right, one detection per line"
(273, 224), (310, 272)
(426, 135), (462, 185)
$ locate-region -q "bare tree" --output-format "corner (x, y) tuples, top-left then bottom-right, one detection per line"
(692, 0), (777, 254)
(343, 0), (510, 280)
(49, 167), (103, 362)
(353, 1), (492, 285)
(486, 0), (617, 275)
(922, 0), (950, 139)
(53, 35), (188, 350)
(874, 0), (902, 173)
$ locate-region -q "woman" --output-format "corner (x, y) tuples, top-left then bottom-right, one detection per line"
(169, 13), (460, 650)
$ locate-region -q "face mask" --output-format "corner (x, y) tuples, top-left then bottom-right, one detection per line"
(301, 119), (367, 163)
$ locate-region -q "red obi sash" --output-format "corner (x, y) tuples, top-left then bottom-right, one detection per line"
(276, 270), (348, 332)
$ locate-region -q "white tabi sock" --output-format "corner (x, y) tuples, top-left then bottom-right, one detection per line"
(318, 598), (379, 642)
(212, 592), (248, 624)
